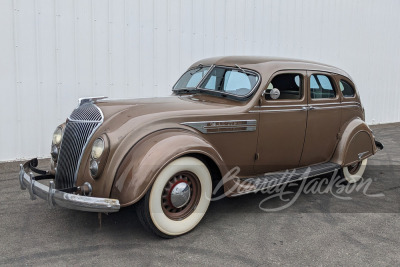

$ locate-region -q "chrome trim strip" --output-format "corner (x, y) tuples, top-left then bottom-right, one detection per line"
(181, 120), (257, 134)
(250, 108), (304, 113)
(358, 151), (369, 160)
(18, 165), (120, 213)
(309, 105), (360, 110)
(67, 119), (104, 123)
(341, 105), (361, 109)
(253, 103), (360, 113)
(309, 102), (342, 106)
(29, 172), (36, 200)
(256, 104), (307, 108)
(256, 103), (360, 109)
(308, 106), (339, 110)
(340, 101), (360, 105)
(48, 181), (55, 208)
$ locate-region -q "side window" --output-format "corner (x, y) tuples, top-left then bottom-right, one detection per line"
(340, 80), (355, 97)
(265, 73), (303, 100)
(310, 74), (336, 99)
(223, 71), (252, 94)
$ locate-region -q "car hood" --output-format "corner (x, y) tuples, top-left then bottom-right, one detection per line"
(96, 95), (243, 123)
(93, 95), (247, 140)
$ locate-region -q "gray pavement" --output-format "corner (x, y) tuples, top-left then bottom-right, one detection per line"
(0, 123), (399, 266)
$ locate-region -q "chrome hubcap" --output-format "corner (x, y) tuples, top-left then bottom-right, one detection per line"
(170, 182), (191, 208)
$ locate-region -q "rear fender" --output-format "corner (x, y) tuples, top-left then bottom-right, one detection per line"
(331, 118), (377, 166)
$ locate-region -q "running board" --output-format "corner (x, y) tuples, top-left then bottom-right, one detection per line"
(231, 162), (341, 196)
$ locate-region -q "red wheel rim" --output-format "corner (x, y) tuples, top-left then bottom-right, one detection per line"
(161, 171), (201, 220)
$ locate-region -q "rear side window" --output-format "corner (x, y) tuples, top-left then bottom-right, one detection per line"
(339, 80), (355, 97)
(310, 74), (336, 99)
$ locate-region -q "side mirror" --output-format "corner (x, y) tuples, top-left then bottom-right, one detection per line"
(263, 88), (280, 100)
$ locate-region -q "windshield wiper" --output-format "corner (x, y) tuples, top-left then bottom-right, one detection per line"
(188, 64), (204, 75)
(235, 64), (247, 74)
(173, 88), (198, 94)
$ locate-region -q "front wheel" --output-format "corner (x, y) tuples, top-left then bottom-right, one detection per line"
(136, 157), (212, 238)
(340, 158), (368, 183)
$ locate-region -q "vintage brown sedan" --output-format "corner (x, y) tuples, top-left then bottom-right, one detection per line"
(19, 56), (383, 237)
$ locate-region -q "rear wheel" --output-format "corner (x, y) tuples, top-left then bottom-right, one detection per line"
(340, 158), (368, 183)
(136, 157), (212, 238)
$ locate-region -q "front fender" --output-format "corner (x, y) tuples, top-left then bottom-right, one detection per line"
(331, 118), (377, 166)
(110, 129), (227, 207)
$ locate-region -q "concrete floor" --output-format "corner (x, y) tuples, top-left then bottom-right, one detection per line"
(0, 123), (399, 266)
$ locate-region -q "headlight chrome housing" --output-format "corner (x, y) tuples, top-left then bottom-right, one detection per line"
(91, 138), (105, 160)
(52, 126), (63, 146)
(51, 145), (59, 161)
(89, 135), (109, 179)
(51, 125), (64, 163)
(89, 160), (99, 177)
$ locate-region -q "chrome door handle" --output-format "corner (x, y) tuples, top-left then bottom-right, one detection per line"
(302, 106), (308, 111)
(309, 106), (315, 110)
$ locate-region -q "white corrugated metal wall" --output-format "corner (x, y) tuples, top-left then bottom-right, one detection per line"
(1, 0), (399, 161)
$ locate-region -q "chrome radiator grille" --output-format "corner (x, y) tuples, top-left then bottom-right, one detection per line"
(55, 103), (103, 189)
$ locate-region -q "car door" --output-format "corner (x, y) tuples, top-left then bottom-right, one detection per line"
(299, 71), (342, 166)
(254, 70), (308, 174)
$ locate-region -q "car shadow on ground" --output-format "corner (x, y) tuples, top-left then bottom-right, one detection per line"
(45, 163), (398, 242)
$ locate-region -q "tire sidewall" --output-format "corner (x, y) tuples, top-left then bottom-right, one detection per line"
(149, 157), (212, 236)
(343, 158), (368, 183)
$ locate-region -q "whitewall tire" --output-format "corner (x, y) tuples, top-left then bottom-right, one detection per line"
(136, 157), (212, 238)
(341, 158), (368, 184)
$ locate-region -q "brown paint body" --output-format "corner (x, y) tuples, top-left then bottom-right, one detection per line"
(60, 56), (377, 206)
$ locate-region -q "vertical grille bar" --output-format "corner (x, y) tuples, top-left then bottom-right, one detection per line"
(55, 103), (103, 189)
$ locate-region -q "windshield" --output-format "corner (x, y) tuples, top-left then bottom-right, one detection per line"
(173, 66), (210, 90)
(198, 67), (259, 96)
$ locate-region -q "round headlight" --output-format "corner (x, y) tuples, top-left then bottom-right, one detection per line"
(90, 160), (99, 177)
(51, 145), (59, 161)
(52, 127), (63, 145)
(91, 138), (105, 159)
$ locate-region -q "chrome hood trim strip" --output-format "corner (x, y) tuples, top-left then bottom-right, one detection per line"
(181, 120), (256, 134)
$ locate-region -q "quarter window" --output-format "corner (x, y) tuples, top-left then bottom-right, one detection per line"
(339, 80), (355, 97)
(265, 73), (303, 100)
(310, 74), (336, 99)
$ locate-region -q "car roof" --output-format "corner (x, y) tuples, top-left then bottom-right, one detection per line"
(190, 56), (351, 79)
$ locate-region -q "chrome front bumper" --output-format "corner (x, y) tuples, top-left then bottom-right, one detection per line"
(18, 162), (120, 213)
